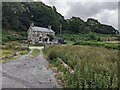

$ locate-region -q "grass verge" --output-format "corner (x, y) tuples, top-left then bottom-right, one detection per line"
(43, 45), (119, 88)
(31, 49), (40, 58)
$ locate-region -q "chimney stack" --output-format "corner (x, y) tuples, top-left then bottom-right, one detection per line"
(30, 23), (34, 27)
(48, 25), (51, 29)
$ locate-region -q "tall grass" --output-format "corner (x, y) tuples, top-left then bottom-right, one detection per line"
(43, 45), (119, 88)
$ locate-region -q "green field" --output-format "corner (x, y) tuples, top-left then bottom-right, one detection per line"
(57, 33), (120, 50)
(73, 41), (120, 50)
(57, 33), (118, 41)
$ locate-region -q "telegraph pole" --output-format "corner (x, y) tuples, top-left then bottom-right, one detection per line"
(60, 24), (62, 35)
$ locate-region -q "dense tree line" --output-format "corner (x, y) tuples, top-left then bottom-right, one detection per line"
(2, 2), (119, 34)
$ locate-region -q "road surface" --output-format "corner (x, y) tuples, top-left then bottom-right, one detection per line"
(1, 47), (60, 88)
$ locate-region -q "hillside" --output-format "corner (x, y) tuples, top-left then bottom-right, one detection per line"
(2, 2), (119, 35)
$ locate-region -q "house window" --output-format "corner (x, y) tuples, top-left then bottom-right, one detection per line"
(44, 38), (48, 42)
(39, 37), (42, 41)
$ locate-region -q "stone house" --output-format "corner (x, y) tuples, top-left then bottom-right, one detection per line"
(28, 24), (55, 44)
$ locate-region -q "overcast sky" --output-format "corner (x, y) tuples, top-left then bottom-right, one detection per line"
(40, 0), (119, 30)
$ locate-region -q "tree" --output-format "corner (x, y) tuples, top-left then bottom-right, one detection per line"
(2, 2), (64, 33)
(82, 27), (91, 34)
(2, 2), (119, 35)
(86, 18), (118, 34)
(68, 17), (85, 33)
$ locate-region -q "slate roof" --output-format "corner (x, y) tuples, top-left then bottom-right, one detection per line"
(31, 26), (55, 33)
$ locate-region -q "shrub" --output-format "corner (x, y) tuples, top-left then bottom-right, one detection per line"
(89, 34), (97, 40)
(97, 37), (102, 41)
(48, 50), (59, 60)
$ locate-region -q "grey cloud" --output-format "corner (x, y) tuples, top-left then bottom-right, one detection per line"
(46, 1), (57, 5)
(66, 2), (118, 19)
(41, 0), (58, 6)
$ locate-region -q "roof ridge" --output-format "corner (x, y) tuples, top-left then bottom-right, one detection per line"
(31, 26), (54, 33)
